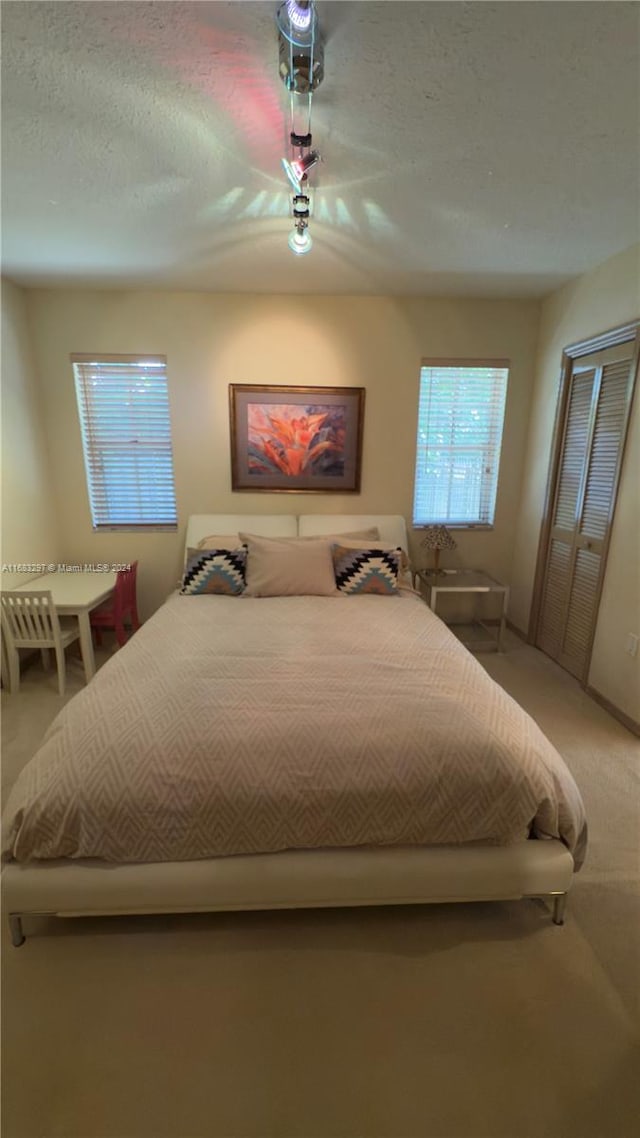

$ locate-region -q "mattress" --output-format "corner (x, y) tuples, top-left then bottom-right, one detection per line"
(2, 592), (587, 867)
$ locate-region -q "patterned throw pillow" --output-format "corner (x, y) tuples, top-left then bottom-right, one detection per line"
(332, 545), (401, 595)
(180, 548), (247, 595)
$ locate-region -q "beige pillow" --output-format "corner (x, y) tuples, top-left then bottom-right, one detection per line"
(244, 535), (338, 597)
(298, 526), (381, 542)
(196, 534), (243, 550)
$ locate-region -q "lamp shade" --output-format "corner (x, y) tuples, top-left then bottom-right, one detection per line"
(420, 525), (457, 552)
(419, 525), (457, 575)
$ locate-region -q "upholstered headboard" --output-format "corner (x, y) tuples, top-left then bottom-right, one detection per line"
(185, 514), (297, 550)
(184, 514), (409, 554)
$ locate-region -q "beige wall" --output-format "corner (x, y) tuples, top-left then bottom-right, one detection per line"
(0, 279), (60, 589)
(24, 290), (540, 617)
(511, 245), (640, 721)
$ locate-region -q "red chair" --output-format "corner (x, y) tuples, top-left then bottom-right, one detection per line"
(91, 562), (141, 648)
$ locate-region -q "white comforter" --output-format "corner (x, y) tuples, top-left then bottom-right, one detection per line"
(2, 593), (587, 867)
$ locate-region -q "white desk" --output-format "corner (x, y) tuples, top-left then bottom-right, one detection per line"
(11, 572), (116, 680)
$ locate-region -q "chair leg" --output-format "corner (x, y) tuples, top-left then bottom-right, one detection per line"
(132, 605), (141, 632)
(78, 636), (91, 686)
(93, 628), (103, 647)
(7, 647), (20, 694)
(55, 645), (66, 697)
(115, 621), (127, 648)
(552, 893), (567, 926)
(9, 915), (25, 948)
(40, 648), (51, 671)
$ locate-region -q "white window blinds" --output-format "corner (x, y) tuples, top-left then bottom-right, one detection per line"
(72, 355), (177, 530)
(413, 362), (509, 527)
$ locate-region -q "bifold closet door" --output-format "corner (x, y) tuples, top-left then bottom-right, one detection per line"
(536, 341), (636, 681)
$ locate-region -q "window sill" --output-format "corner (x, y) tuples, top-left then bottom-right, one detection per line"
(92, 525), (178, 533)
(412, 524), (495, 532)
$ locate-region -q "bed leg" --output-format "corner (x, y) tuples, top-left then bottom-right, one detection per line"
(552, 893), (567, 926)
(9, 914), (25, 947)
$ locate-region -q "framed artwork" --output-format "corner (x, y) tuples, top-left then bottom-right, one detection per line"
(229, 385), (365, 493)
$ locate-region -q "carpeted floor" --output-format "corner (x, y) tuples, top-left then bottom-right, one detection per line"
(1, 634), (639, 1138)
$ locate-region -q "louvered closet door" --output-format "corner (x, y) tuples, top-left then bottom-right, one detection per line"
(537, 341), (635, 680)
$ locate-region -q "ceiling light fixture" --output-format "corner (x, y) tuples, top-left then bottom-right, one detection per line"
(288, 225), (313, 255)
(276, 1), (324, 256)
(288, 194), (312, 254)
(276, 0), (324, 93)
(292, 193), (310, 220)
(278, 0), (313, 36)
(281, 148), (320, 194)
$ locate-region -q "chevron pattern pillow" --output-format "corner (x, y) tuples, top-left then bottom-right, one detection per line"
(180, 548), (247, 595)
(332, 545), (401, 595)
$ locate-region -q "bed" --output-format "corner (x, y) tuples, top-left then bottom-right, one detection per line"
(2, 514), (587, 945)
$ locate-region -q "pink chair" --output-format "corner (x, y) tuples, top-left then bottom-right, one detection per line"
(90, 562), (141, 648)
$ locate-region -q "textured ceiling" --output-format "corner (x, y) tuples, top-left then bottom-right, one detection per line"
(1, 1), (638, 297)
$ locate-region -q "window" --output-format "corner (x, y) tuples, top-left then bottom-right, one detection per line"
(72, 354), (177, 530)
(412, 360), (509, 528)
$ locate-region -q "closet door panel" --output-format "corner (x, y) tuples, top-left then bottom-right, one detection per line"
(551, 369), (595, 536)
(579, 359), (631, 547)
(538, 368), (595, 660)
(559, 548), (601, 676)
(534, 327), (637, 685)
(537, 539), (572, 658)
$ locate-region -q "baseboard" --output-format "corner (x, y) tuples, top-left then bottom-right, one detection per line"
(502, 623), (639, 735)
(506, 619), (528, 642)
(585, 685), (640, 737)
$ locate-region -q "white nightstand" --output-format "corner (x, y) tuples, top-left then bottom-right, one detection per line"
(415, 569), (510, 652)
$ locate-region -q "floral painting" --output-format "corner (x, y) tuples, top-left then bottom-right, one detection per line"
(229, 386), (365, 493)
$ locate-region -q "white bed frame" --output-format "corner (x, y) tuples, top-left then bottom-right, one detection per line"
(3, 515), (574, 945)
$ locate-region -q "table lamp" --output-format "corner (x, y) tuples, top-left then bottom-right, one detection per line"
(420, 525), (457, 575)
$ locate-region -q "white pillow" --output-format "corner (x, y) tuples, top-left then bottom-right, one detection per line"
(196, 534), (244, 550)
(239, 527), (380, 546)
(243, 535), (338, 597)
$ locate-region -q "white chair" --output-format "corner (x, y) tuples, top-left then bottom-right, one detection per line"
(0, 591), (88, 696)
